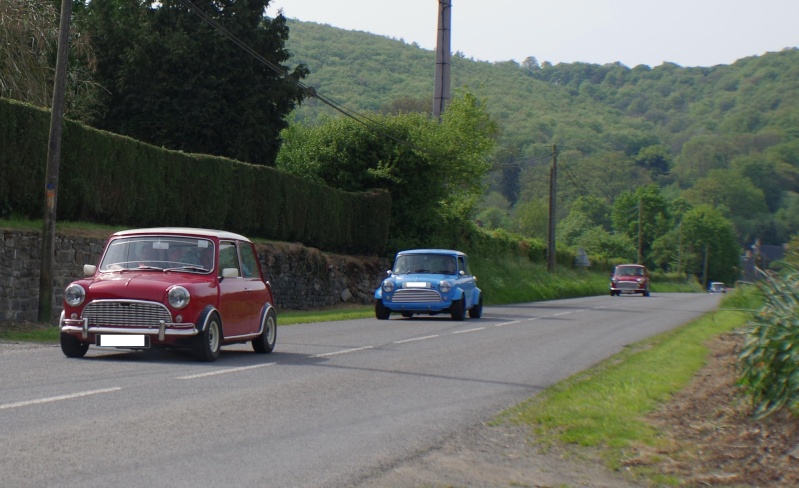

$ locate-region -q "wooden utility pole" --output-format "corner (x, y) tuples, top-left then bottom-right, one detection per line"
(677, 221), (682, 275)
(637, 198), (643, 264)
(432, 0), (451, 120)
(38, 0), (72, 323)
(547, 145), (558, 273)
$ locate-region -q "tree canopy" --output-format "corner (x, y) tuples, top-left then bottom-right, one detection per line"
(0, 0), (98, 119)
(81, 0), (308, 166)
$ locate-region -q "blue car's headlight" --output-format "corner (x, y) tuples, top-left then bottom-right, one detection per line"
(439, 281), (451, 293)
(382, 280), (395, 293)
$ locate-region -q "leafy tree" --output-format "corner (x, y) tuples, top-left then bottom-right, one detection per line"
(510, 198), (548, 238)
(611, 184), (671, 265)
(680, 205), (740, 285)
(82, 0), (308, 166)
(672, 135), (739, 186)
(476, 206), (509, 231)
(277, 89), (497, 248)
(732, 155), (786, 212)
(556, 196), (613, 248)
(567, 151), (650, 205)
(0, 0), (98, 120)
(775, 192), (799, 241)
(682, 169), (769, 243)
(573, 227), (636, 263)
(634, 144), (672, 183)
(380, 96), (430, 115)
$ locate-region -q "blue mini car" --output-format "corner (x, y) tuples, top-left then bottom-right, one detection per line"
(375, 249), (483, 321)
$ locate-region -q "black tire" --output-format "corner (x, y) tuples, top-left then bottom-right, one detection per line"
(60, 333), (89, 358)
(468, 294), (483, 319)
(375, 299), (390, 320)
(450, 298), (465, 321)
(252, 308), (277, 354)
(643, 289), (651, 297)
(194, 314), (221, 362)
(610, 290), (615, 296)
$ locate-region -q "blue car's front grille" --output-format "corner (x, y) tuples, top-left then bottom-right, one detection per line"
(392, 289), (442, 303)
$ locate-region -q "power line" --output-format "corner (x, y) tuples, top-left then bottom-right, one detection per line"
(175, 0), (427, 152)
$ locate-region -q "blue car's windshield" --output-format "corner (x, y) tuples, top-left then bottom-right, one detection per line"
(393, 254), (457, 275)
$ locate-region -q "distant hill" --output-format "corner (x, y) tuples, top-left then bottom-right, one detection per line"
(283, 20), (799, 245)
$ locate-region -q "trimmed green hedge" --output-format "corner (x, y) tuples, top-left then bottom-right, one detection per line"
(0, 97), (390, 255)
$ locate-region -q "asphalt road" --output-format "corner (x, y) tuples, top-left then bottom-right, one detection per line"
(0, 293), (722, 488)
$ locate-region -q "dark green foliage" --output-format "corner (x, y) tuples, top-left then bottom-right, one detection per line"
(82, 0), (308, 166)
(0, 97), (389, 254)
(0, 98), (49, 219)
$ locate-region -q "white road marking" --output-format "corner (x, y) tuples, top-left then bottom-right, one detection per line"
(177, 362), (276, 380)
(393, 335), (439, 344)
(0, 387), (122, 410)
(494, 320), (521, 327)
(313, 346), (374, 358)
(452, 327), (485, 334)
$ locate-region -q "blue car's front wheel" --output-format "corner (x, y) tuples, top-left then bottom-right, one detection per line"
(450, 298), (465, 321)
(469, 294), (483, 319)
(375, 299), (391, 320)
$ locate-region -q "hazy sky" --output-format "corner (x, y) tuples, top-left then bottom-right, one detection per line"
(266, 0), (799, 68)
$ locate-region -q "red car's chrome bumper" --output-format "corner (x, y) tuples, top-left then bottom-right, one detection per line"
(60, 317), (198, 341)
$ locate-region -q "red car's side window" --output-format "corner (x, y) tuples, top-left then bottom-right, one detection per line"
(219, 241), (240, 276)
(239, 243), (259, 279)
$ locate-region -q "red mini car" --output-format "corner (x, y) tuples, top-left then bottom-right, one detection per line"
(59, 228), (277, 361)
(609, 264), (650, 297)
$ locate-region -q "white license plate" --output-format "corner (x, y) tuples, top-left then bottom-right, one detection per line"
(405, 282), (429, 288)
(96, 335), (148, 347)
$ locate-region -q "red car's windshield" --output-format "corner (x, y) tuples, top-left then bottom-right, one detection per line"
(99, 236), (215, 273)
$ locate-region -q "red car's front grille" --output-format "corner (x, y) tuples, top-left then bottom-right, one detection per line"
(82, 300), (172, 328)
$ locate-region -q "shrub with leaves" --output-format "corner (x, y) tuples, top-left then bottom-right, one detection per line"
(738, 266), (799, 419)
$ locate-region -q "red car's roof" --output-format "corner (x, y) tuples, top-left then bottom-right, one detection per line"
(110, 227), (251, 242)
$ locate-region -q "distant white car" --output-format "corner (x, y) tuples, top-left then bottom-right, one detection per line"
(708, 282), (727, 294)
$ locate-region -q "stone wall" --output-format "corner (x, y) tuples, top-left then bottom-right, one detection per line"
(0, 230), (390, 325)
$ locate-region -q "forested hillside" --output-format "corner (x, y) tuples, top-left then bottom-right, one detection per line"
(282, 20), (799, 261)
(4, 3), (795, 283)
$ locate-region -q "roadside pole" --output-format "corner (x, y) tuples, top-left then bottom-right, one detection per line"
(38, 0), (72, 323)
(547, 145), (558, 273)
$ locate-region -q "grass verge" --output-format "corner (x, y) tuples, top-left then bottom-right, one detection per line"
(496, 286), (761, 484)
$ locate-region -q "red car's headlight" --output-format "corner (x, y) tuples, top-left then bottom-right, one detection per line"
(168, 286), (191, 309)
(64, 284), (86, 307)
